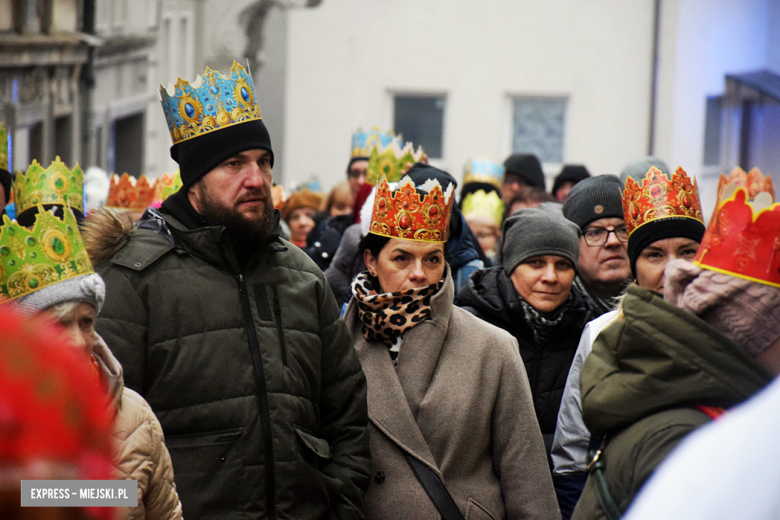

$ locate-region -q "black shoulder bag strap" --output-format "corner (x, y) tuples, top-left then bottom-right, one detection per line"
(404, 452), (466, 520)
(586, 436), (622, 520)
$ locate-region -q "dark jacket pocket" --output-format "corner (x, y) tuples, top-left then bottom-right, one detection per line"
(166, 427), (245, 519)
(292, 425), (343, 519)
(293, 425), (332, 460)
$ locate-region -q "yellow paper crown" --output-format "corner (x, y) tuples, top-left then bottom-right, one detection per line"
(462, 190), (504, 228)
(13, 157), (84, 217)
(0, 206), (94, 303)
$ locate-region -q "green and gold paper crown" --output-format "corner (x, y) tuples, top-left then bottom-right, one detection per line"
(462, 189), (504, 227)
(13, 157), (84, 216)
(0, 123), (8, 171)
(365, 141), (427, 185)
(0, 206), (94, 303)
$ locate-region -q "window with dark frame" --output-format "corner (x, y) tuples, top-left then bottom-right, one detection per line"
(512, 97), (566, 164)
(393, 95), (445, 159)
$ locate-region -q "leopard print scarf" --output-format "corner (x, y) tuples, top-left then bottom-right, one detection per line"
(351, 271), (444, 358)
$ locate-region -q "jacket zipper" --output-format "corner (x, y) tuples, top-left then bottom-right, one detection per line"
(236, 274), (277, 520)
(271, 286), (287, 366)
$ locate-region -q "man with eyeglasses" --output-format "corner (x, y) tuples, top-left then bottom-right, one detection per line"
(562, 175), (631, 316)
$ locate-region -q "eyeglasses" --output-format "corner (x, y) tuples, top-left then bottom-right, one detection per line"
(582, 225), (628, 246)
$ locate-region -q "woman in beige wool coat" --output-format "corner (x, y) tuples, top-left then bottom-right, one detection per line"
(344, 169), (559, 520)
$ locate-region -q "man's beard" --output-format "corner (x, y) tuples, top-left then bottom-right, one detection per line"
(194, 183), (275, 242)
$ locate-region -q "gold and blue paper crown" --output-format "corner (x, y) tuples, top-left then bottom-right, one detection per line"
(351, 126), (400, 158)
(159, 61), (262, 145)
(0, 123), (8, 171)
(0, 206), (94, 303)
(463, 156), (504, 188)
(13, 157), (84, 216)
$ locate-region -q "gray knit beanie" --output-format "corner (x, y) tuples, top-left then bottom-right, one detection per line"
(502, 205), (580, 276)
(664, 259), (780, 357)
(562, 174), (624, 230)
(12, 273), (106, 316)
(620, 156), (669, 185)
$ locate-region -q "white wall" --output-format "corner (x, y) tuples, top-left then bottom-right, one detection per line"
(655, 0), (773, 216)
(282, 0), (657, 192)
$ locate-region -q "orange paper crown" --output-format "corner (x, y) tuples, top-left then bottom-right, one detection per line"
(695, 169), (780, 287)
(105, 173), (156, 210)
(622, 166), (704, 236)
(369, 176), (455, 243)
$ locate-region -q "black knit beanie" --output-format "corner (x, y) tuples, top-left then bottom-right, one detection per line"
(502, 205), (580, 276)
(562, 174), (624, 230)
(627, 217), (706, 278)
(171, 119), (273, 189)
(347, 156), (368, 173)
(552, 165), (590, 197)
(405, 162), (457, 191)
(503, 154), (545, 189)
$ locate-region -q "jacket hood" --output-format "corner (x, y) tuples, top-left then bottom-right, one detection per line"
(581, 284), (773, 435)
(455, 267), (518, 323)
(447, 210), (484, 270)
(82, 209), (136, 268)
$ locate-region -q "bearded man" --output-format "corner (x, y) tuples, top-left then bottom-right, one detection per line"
(90, 62), (370, 520)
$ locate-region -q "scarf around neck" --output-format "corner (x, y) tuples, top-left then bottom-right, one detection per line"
(351, 271), (444, 359)
(517, 291), (573, 346)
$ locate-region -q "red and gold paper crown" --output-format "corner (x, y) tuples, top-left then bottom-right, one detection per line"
(715, 167), (774, 208)
(369, 176), (454, 243)
(695, 168), (779, 287)
(622, 166), (704, 237)
(105, 173), (156, 211)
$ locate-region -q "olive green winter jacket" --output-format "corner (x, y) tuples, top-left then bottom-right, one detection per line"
(92, 206), (370, 520)
(571, 285), (772, 520)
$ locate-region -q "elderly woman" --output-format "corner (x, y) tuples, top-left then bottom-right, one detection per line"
(2, 208), (182, 520)
(456, 206), (594, 460)
(343, 173), (559, 520)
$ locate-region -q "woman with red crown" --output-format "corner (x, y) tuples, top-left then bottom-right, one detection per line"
(570, 167), (777, 520)
(620, 169), (780, 520)
(342, 165), (559, 520)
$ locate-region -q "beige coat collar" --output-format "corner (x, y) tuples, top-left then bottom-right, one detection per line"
(345, 267), (454, 475)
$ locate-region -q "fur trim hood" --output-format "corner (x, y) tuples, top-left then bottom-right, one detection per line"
(82, 209), (135, 268)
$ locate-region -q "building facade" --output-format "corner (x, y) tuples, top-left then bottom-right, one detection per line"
(2, 0), (777, 215)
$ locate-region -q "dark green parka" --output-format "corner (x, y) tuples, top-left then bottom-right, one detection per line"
(571, 285), (772, 520)
(92, 204), (370, 520)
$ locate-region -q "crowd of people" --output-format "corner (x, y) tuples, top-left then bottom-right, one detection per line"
(1, 59), (779, 520)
